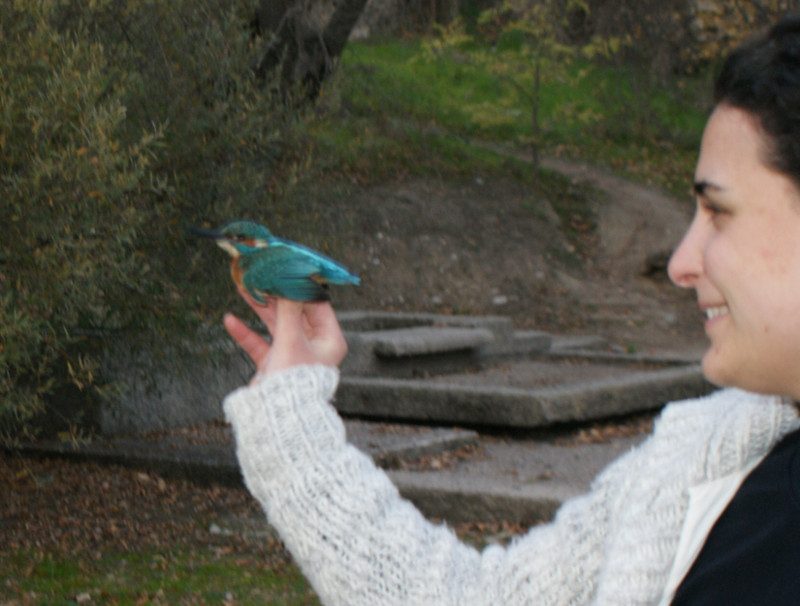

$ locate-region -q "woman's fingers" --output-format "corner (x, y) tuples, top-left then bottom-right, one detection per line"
(223, 313), (271, 367)
(226, 291), (348, 377)
(272, 299), (306, 344)
(265, 300), (317, 373)
(237, 287), (278, 336)
(303, 302), (349, 366)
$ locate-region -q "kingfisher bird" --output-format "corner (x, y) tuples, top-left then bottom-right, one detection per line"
(191, 220), (359, 303)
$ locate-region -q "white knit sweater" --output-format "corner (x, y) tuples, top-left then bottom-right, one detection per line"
(223, 365), (799, 605)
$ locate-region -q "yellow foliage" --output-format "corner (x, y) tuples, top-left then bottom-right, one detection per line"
(690, 0), (794, 62)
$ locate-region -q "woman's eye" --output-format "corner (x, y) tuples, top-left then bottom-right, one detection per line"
(701, 199), (725, 218)
(707, 205), (731, 227)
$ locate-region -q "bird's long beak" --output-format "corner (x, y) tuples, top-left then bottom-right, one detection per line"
(188, 226), (240, 257)
(188, 226), (223, 240)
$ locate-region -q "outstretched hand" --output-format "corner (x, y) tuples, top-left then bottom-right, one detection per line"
(224, 289), (348, 383)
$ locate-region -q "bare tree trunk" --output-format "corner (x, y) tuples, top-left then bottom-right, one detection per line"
(531, 55), (540, 170)
(436, 0), (459, 25)
(254, 0), (369, 100)
(323, 0), (370, 57)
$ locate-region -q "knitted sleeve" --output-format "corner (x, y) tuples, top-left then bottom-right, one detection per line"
(223, 365), (614, 606)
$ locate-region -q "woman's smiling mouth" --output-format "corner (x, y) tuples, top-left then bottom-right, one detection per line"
(705, 305), (729, 320)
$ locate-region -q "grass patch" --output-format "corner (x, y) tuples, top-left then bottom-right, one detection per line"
(307, 109), (527, 183)
(320, 36), (710, 198)
(1, 548), (318, 605)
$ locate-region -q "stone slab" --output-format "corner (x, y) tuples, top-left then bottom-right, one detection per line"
(370, 327), (495, 357)
(336, 364), (713, 428)
(337, 310), (514, 340)
(16, 420), (478, 487)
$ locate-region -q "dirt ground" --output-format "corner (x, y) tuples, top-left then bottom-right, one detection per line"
(328, 154), (707, 356)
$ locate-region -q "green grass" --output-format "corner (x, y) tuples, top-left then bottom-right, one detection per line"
(1, 549), (319, 605)
(318, 36), (710, 198)
(2, 531), (519, 604)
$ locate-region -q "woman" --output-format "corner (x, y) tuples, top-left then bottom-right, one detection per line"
(221, 15), (800, 605)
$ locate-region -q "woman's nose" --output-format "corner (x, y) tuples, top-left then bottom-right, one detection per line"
(667, 211), (705, 288)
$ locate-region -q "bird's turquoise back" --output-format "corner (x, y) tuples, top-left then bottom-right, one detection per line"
(239, 242), (358, 302)
(269, 238), (360, 285)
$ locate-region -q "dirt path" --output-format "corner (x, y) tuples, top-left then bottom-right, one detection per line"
(539, 155), (704, 353)
(540, 156), (690, 280)
(326, 144), (706, 356)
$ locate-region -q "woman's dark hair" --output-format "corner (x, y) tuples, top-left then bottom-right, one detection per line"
(715, 14), (800, 187)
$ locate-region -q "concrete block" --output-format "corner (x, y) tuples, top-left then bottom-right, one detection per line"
(100, 335), (253, 436)
(335, 365), (713, 428)
(371, 327), (494, 358)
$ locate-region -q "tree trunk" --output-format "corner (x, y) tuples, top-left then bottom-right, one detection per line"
(254, 0), (369, 100)
(323, 0), (370, 57)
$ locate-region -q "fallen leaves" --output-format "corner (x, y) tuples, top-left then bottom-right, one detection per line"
(0, 452), (267, 558)
(555, 412), (654, 446)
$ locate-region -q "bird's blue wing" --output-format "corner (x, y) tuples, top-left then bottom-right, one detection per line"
(269, 238), (360, 285)
(241, 247), (331, 302)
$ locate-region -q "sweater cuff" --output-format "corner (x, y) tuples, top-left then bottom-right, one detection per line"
(223, 364), (345, 477)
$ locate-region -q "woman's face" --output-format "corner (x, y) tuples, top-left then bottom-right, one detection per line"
(669, 104), (800, 398)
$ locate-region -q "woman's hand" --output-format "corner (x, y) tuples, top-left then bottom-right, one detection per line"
(224, 289), (348, 383)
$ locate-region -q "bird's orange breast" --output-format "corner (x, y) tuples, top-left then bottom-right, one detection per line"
(230, 258), (244, 287)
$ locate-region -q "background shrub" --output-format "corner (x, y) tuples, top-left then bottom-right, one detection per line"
(0, 0), (305, 442)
